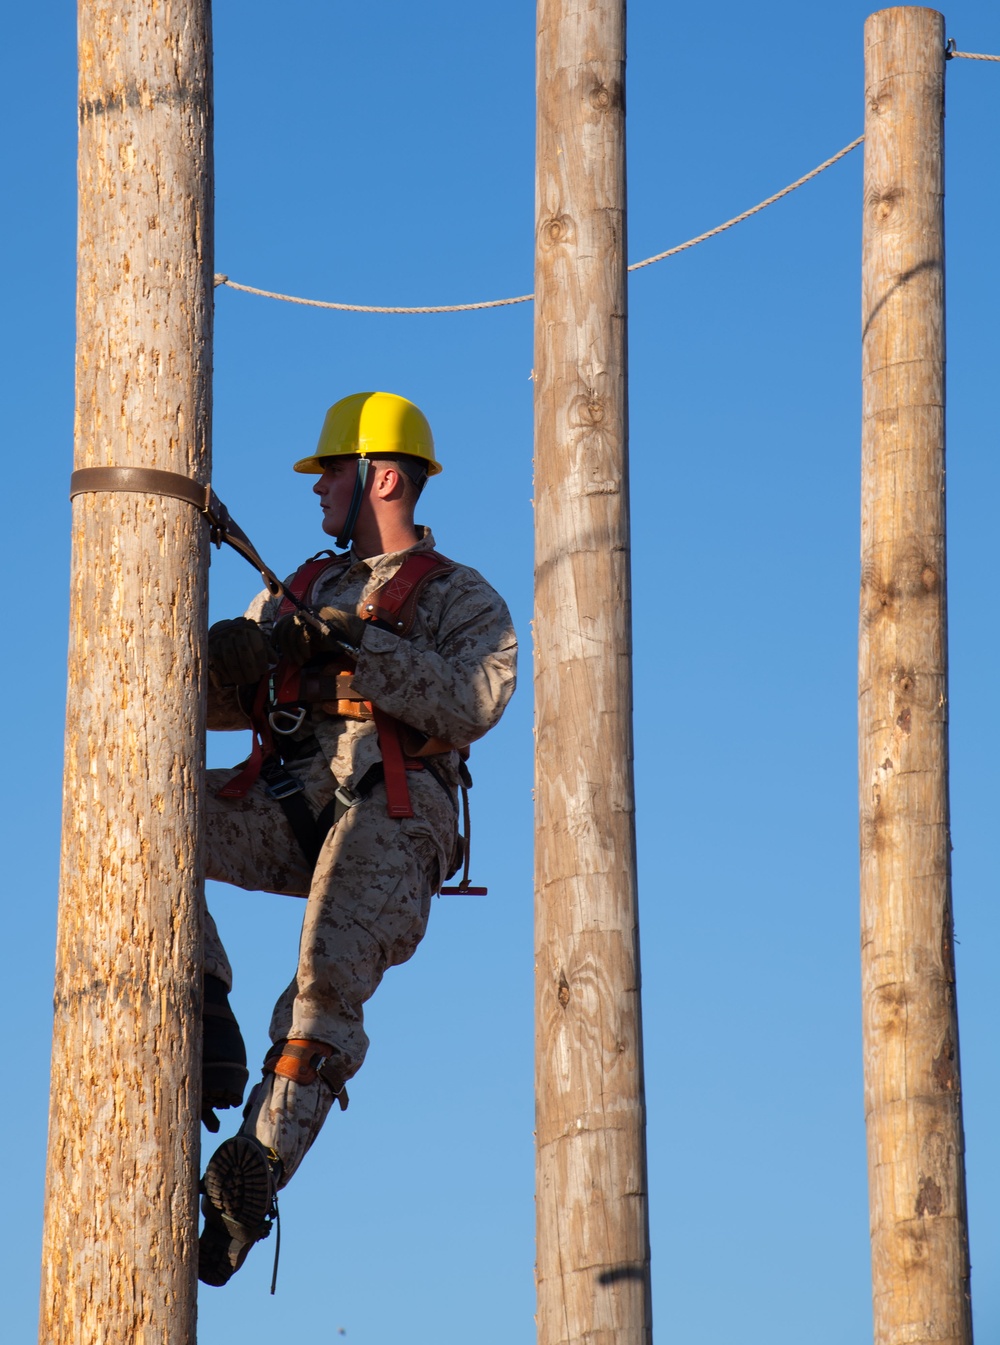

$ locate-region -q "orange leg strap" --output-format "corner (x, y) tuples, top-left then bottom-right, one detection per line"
(263, 1038), (333, 1086)
(261, 1040), (351, 1110)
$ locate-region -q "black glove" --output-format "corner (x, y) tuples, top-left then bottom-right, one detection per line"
(272, 606), (366, 666)
(207, 617), (270, 687)
(201, 974), (248, 1132)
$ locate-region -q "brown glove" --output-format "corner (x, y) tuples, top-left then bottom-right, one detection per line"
(207, 617), (270, 687)
(271, 606), (367, 666)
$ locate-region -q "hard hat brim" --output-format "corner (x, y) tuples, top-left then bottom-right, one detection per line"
(293, 452), (443, 476)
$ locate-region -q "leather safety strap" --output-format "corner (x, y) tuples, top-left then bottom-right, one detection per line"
(69, 465), (291, 601)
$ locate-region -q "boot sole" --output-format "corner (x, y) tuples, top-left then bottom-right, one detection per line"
(198, 1135), (276, 1286)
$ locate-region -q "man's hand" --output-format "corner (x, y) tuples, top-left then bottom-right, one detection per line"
(207, 617), (270, 687)
(272, 605), (366, 665)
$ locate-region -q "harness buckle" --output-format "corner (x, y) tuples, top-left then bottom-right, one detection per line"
(204, 488), (231, 548)
(264, 775), (305, 801)
(269, 707), (307, 735)
(334, 783), (360, 811)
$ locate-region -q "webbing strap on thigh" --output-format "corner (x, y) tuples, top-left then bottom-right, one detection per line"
(263, 764), (327, 869)
(273, 764), (387, 869)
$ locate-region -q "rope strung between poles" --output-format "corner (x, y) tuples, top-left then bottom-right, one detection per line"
(213, 42), (999, 318)
(214, 276), (535, 315)
(214, 134), (866, 314)
(627, 135), (864, 271)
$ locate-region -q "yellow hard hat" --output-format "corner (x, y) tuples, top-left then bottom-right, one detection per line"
(293, 391), (442, 475)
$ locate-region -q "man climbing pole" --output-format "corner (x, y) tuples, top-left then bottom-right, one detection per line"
(198, 390), (517, 1287)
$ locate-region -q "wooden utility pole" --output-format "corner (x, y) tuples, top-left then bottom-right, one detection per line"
(40, 3), (213, 1341)
(534, 3), (651, 1344)
(860, 8), (972, 1344)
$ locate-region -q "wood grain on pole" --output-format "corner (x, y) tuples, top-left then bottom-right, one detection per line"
(39, 4), (213, 1341)
(860, 9), (972, 1344)
(534, 3), (651, 1343)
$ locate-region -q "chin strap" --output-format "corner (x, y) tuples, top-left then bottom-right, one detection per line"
(335, 456), (370, 550)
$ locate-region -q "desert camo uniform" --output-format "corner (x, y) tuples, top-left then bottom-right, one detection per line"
(203, 526), (517, 1182)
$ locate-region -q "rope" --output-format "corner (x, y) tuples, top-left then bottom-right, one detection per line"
(214, 134), (865, 314)
(627, 135), (863, 271)
(948, 50), (1000, 61)
(213, 276), (534, 314)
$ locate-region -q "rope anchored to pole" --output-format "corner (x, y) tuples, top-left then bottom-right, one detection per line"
(946, 39), (1000, 60)
(214, 133), (867, 314)
(215, 39), (1000, 320)
(213, 274), (534, 314)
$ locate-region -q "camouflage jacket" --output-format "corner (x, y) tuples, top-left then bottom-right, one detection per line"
(208, 528), (517, 810)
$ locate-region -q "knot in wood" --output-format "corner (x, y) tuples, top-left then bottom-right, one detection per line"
(570, 395), (606, 428)
(557, 977), (570, 1008)
(589, 83), (612, 111)
(920, 565), (938, 592)
(893, 666), (915, 694)
(867, 90), (893, 117)
(540, 214), (573, 249)
(872, 982), (906, 1032)
(860, 565), (898, 625)
(867, 187), (903, 226)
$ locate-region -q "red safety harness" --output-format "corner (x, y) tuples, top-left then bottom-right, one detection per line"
(216, 548), (457, 820)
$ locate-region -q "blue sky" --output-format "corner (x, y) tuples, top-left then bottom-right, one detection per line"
(4, 3), (1000, 1341)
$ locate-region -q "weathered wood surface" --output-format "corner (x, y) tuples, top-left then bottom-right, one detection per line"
(860, 9), (972, 1344)
(39, 3), (213, 1341)
(534, 2), (651, 1343)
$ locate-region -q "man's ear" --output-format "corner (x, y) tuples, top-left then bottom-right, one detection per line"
(374, 465), (406, 501)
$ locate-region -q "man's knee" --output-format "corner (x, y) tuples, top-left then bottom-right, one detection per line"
(204, 772), (313, 894)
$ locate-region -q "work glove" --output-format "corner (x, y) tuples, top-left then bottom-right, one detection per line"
(201, 974), (248, 1133)
(207, 617), (270, 687)
(272, 605), (366, 666)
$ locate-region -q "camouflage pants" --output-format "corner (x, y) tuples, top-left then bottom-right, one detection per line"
(203, 764), (455, 1181)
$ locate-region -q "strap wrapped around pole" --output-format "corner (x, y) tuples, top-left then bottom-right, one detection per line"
(70, 465), (213, 512)
(68, 466), (328, 629)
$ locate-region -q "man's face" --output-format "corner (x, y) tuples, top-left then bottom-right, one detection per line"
(313, 458), (360, 536)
